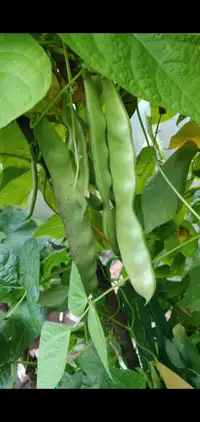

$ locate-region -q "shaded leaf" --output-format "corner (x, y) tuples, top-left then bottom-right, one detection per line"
(178, 263), (200, 311)
(87, 303), (111, 379)
(33, 214), (65, 239)
(0, 363), (14, 388)
(0, 121), (30, 168)
(110, 368), (146, 389)
(38, 285), (69, 308)
(173, 324), (200, 375)
(156, 361), (193, 389)
(68, 262), (87, 317)
(0, 333), (10, 366)
(42, 249), (68, 278)
(141, 142), (197, 234)
(37, 321), (71, 389)
(164, 337), (186, 369)
(0, 244), (18, 285)
(0, 33), (51, 128)
(0, 302), (45, 361)
(59, 371), (83, 389)
(20, 238), (40, 302)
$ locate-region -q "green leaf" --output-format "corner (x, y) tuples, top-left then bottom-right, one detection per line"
(141, 142), (197, 234)
(20, 238), (40, 328)
(0, 207), (37, 251)
(136, 146), (156, 195)
(87, 303), (112, 379)
(33, 214), (65, 239)
(192, 153), (200, 178)
(68, 262), (87, 317)
(0, 302), (45, 361)
(37, 321), (71, 389)
(0, 333), (11, 366)
(178, 263), (200, 311)
(60, 33), (200, 126)
(20, 238), (40, 302)
(0, 170), (32, 207)
(42, 249), (68, 278)
(38, 285), (69, 308)
(164, 337), (186, 369)
(59, 371), (83, 389)
(0, 244), (18, 286)
(110, 368), (146, 389)
(0, 166), (30, 191)
(173, 324), (200, 375)
(0, 363), (15, 388)
(75, 344), (111, 388)
(38, 166), (58, 213)
(0, 122), (30, 167)
(0, 33), (51, 128)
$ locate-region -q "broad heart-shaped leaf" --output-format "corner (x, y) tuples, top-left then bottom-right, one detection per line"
(19, 238), (40, 301)
(33, 214), (65, 239)
(136, 146), (156, 195)
(0, 302), (45, 362)
(68, 262), (87, 317)
(141, 141), (197, 234)
(60, 33), (200, 126)
(87, 303), (112, 379)
(37, 321), (71, 389)
(155, 362), (193, 389)
(0, 33), (51, 128)
(169, 121), (200, 149)
(42, 249), (69, 279)
(0, 363), (14, 388)
(178, 263), (200, 311)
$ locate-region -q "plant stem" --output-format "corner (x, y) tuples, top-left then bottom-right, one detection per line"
(152, 233), (200, 263)
(136, 104), (150, 147)
(5, 292), (26, 319)
(32, 68), (84, 129)
(16, 360), (37, 366)
(24, 144), (38, 220)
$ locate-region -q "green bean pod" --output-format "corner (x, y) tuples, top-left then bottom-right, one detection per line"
(83, 71), (119, 256)
(102, 78), (156, 304)
(34, 117), (98, 295)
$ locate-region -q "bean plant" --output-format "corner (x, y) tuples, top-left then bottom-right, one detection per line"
(1, 33), (200, 389)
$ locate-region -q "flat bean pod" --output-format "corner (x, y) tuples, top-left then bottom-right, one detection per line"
(102, 78), (156, 304)
(34, 117), (98, 295)
(83, 71), (119, 256)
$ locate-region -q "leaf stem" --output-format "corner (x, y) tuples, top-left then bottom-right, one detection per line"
(16, 360), (37, 366)
(32, 68), (84, 129)
(136, 104), (150, 147)
(5, 292), (26, 320)
(152, 233), (200, 263)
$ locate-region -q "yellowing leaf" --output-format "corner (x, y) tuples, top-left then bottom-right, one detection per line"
(156, 362), (194, 389)
(169, 121), (200, 149)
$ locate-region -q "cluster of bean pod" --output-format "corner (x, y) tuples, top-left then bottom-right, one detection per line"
(34, 70), (156, 303)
